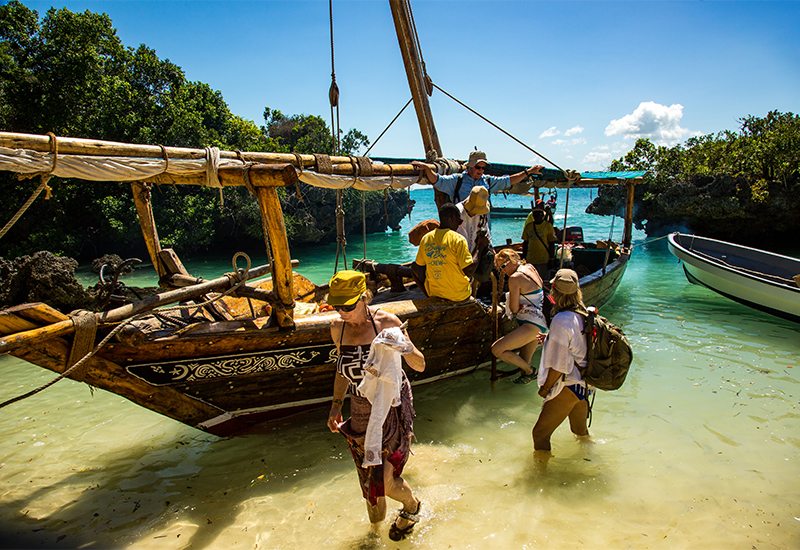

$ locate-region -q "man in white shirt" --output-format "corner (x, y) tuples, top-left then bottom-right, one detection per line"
(457, 186), (494, 295)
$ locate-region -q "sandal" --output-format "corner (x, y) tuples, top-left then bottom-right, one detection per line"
(389, 500), (421, 541)
(513, 370), (536, 385)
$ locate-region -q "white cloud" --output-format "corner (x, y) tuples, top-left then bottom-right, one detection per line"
(565, 126), (584, 136)
(582, 151), (614, 168)
(552, 137), (585, 147)
(605, 101), (692, 145)
(540, 126), (559, 138)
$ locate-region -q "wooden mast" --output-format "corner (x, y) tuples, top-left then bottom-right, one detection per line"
(389, 0), (450, 209)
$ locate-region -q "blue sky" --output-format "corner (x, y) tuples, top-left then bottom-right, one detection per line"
(19, 0), (800, 171)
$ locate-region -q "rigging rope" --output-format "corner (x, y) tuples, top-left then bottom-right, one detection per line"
(408, 0), (433, 96)
(364, 98), (413, 157)
(0, 178), (51, 241)
(431, 82), (569, 174)
(334, 189), (347, 273)
(328, 0), (341, 154)
(362, 191), (367, 259)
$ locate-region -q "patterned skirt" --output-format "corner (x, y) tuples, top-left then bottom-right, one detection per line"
(338, 378), (415, 505)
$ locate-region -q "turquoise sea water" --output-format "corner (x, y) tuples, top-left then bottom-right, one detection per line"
(1, 188), (798, 549)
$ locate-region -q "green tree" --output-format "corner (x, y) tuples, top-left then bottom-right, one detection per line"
(0, 1), (382, 260)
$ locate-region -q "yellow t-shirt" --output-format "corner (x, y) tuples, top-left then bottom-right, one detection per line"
(415, 228), (472, 302)
(521, 215), (556, 264)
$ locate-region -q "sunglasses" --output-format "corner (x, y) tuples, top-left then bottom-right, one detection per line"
(335, 302), (358, 312)
(499, 260), (512, 270)
(473, 165), (487, 171)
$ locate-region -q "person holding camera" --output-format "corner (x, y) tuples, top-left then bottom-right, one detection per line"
(521, 200), (558, 279)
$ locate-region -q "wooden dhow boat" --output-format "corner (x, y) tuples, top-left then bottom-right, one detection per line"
(0, 1), (642, 435)
(667, 232), (800, 323)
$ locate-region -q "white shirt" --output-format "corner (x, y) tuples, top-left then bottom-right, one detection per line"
(456, 201), (492, 254)
(357, 327), (412, 467)
(537, 311), (589, 402)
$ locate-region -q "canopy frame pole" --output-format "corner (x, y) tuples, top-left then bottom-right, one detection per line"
(624, 181), (635, 250)
(256, 186), (296, 328)
(131, 182), (167, 279)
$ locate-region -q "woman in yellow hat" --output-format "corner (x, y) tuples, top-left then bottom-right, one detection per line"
(326, 270), (425, 540)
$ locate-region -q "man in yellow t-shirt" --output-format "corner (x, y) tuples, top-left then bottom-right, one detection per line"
(412, 203), (475, 302)
(521, 200), (557, 279)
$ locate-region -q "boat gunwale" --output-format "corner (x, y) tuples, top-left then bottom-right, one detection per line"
(668, 232), (800, 293)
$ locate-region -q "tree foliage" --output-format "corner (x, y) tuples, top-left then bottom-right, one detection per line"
(0, 1), (379, 260)
(610, 111), (800, 194)
(600, 111), (800, 240)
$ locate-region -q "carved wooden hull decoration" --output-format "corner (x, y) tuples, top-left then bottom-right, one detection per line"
(127, 344), (337, 386)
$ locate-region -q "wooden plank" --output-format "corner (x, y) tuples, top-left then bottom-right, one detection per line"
(0, 312), (39, 335)
(0, 303), (73, 345)
(624, 181), (635, 249)
(0, 318), (74, 352)
(0, 263), (282, 355)
(16, 302), (70, 324)
(0, 132), (422, 178)
(158, 248), (190, 277)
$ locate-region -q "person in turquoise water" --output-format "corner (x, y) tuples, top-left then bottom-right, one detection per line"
(491, 248), (547, 384)
(326, 270), (426, 540)
(533, 269), (592, 453)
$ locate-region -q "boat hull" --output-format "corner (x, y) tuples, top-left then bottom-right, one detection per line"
(667, 232), (800, 322)
(3, 253), (629, 436)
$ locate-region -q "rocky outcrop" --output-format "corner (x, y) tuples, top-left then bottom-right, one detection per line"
(588, 175), (800, 246)
(0, 251), (95, 312)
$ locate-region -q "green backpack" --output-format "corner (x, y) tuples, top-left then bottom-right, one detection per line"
(574, 306), (633, 391)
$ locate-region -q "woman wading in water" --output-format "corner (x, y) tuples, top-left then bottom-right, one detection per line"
(491, 249), (548, 384)
(533, 269), (592, 455)
(326, 270), (426, 540)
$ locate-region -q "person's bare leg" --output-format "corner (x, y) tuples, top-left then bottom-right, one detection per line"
(567, 399), (589, 437)
(518, 338), (540, 366)
(491, 325), (540, 374)
(366, 496), (387, 524)
(532, 388), (579, 451)
(383, 460), (419, 530)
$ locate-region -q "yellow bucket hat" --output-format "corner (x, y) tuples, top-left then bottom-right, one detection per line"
(328, 270), (366, 306)
(463, 186), (490, 215)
